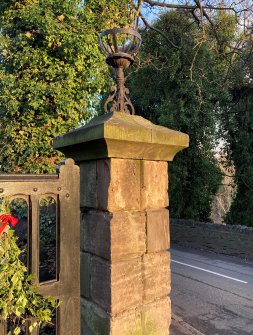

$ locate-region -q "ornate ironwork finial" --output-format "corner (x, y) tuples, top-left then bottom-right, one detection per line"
(99, 28), (142, 114)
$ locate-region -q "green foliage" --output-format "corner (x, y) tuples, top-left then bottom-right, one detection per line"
(40, 208), (56, 249)
(9, 199), (28, 221)
(0, 0), (132, 173)
(130, 11), (227, 221)
(223, 84), (253, 226)
(0, 197), (58, 333)
(0, 229), (58, 334)
(211, 31), (253, 227)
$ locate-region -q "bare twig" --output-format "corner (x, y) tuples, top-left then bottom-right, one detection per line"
(134, 0), (143, 29)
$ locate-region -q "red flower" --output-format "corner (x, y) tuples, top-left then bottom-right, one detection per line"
(0, 214), (19, 235)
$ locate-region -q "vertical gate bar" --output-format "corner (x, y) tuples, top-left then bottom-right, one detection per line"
(25, 319), (30, 335)
(30, 194), (39, 279)
(58, 159), (80, 335)
(30, 318), (39, 335)
(56, 195), (60, 282)
(0, 320), (6, 335)
(30, 194), (40, 335)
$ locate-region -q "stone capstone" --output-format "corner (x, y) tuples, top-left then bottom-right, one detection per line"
(53, 111), (189, 162)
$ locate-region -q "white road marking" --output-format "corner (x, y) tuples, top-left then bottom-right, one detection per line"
(171, 260), (248, 284)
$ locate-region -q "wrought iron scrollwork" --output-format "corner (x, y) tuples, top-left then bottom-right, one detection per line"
(104, 84), (135, 115)
(99, 28), (142, 115)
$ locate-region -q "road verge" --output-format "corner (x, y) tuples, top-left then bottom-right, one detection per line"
(171, 313), (205, 335)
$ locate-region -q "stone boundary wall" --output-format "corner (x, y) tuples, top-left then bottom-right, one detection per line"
(170, 219), (253, 261)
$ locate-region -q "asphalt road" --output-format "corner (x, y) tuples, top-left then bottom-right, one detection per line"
(171, 245), (253, 335)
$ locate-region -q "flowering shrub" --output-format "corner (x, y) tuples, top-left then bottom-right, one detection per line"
(0, 201), (58, 335)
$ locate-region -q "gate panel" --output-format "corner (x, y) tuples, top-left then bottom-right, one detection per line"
(0, 159), (80, 335)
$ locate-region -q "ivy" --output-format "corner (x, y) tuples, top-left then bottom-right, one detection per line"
(0, 198), (59, 334)
(0, 0), (133, 173)
(0, 228), (58, 334)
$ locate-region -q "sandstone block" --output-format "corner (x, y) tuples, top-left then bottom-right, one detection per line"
(80, 211), (111, 258)
(81, 298), (143, 335)
(147, 209), (170, 252)
(142, 297), (171, 335)
(81, 210), (146, 261)
(110, 309), (142, 335)
(80, 252), (90, 299)
(143, 251), (171, 304)
(90, 256), (143, 315)
(80, 161), (97, 208)
(81, 298), (171, 335)
(141, 161), (169, 209)
(81, 298), (109, 335)
(97, 159), (141, 211)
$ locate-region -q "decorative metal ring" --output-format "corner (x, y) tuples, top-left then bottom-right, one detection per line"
(99, 27), (142, 57)
(99, 28), (142, 40)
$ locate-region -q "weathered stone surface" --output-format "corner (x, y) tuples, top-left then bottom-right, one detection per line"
(110, 310), (143, 335)
(81, 299), (143, 335)
(80, 252), (90, 299)
(54, 112), (189, 162)
(81, 298), (109, 335)
(143, 251), (171, 304)
(142, 297), (171, 335)
(141, 161), (169, 209)
(81, 297), (171, 335)
(109, 211), (146, 260)
(80, 161), (97, 208)
(96, 159), (110, 210)
(90, 256), (143, 315)
(97, 159), (141, 211)
(80, 211), (111, 258)
(81, 210), (146, 261)
(90, 257), (110, 313)
(147, 209), (170, 252)
(80, 159), (169, 212)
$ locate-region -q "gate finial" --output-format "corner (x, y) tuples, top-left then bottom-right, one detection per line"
(99, 28), (142, 115)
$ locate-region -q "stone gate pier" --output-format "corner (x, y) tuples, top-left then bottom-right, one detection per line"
(54, 111), (188, 335)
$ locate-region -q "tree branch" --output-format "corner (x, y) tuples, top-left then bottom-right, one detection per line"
(134, 0), (143, 29)
(140, 13), (180, 49)
(143, 0), (237, 12)
(194, 0), (221, 47)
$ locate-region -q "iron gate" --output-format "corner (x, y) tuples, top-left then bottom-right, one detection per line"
(0, 159), (80, 335)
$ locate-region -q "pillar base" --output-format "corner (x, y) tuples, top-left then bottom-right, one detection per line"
(81, 297), (171, 335)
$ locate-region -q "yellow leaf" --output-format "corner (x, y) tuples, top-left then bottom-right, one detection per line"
(14, 328), (21, 335)
(57, 15), (65, 22)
